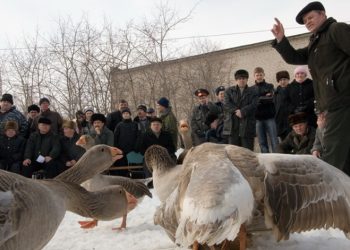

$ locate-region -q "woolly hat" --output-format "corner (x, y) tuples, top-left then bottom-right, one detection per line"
(121, 108), (131, 115)
(194, 89), (209, 97)
(294, 66), (308, 76)
(205, 113), (219, 127)
(62, 120), (76, 130)
(288, 112), (307, 126)
(215, 86), (225, 96)
(4, 120), (18, 131)
(39, 97), (50, 105)
(150, 117), (162, 124)
(157, 97), (170, 108)
(38, 117), (52, 125)
(91, 113), (106, 124)
(234, 69), (249, 79)
(27, 104), (40, 113)
(296, 1), (325, 24)
(276, 71), (290, 82)
(1, 93), (13, 104)
(137, 104), (147, 112)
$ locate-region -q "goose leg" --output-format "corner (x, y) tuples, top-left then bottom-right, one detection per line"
(112, 214), (127, 231)
(79, 219), (98, 229)
(192, 241), (199, 250)
(239, 224), (247, 250)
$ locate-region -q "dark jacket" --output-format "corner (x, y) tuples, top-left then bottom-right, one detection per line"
(159, 107), (178, 149)
(134, 116), (151, 134)
(286, 78), (317, 127)
(32, 109), (63, 134)
(90, 126), (114, 146)
(0, 106), (28, 137)
(106, 111), (123, 132)
(252, 80), (276, 120)
(0, 134), (26, 165)
(277, 126), (316, 155)
(273, 18), (350, 112)
(274, 86), (291, 137)
(139, 130), (176, 158)
(24, 131), (61, 160)
(191, 102), (221, 139)
(60, 133), (85, 163)
(223, 85), (258, 138)
(114, 119), (139, 154)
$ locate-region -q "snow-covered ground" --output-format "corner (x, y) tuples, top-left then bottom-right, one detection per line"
(44, 190), (350, 250)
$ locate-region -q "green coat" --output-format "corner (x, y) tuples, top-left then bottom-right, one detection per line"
(159, 107), (178, 149)
(277, 127), (316, 155)
(272, 18), (350, 112)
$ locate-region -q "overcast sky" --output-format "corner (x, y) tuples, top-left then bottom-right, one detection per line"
(0, 0), (349, 51)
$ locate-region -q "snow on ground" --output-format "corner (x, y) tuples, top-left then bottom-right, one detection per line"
(44, 190), (350, 250)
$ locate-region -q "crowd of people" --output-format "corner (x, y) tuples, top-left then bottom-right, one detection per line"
(0, 1), (349, 178)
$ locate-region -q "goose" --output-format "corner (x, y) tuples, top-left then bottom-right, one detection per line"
(75, 135), (152, 229)
(145, 143), (350, 250)
(0, 145), (132, 250)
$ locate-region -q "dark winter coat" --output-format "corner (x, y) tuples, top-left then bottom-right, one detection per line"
(0, 134), (26, 165)
(159, 107), (178, 149)
(134, 116), (151, 134)
(277, 126), (316, 155)
(223, 85), (258, 138)
(191, 102), (221, 139)
(274, 86), (291, 138)
(139, 130), (176, 159)
(286, 78), (317, 127)
(90, 126), (114, 146)
(60, 133), (85, 163)
(272, 18), (350, 112)
(32, 109), (63, 134)
(24, 131), (61, 160)
(114, 119), (139, 154)
(0, 106), (28, 137)
(251, 80), (276, 120)
(106, 111), (123, 132)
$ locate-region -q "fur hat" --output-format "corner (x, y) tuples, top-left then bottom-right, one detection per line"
(157, 97), (170, 108)
(91, 113), (106, 124)
(215, 86), (225, 96)
(38, 117), (52, 125)
(294, 66), (308, 76)
(234, 69), (249, 79)
(39, 97), (50, 105)
(121, 108), (131, 115)
(137, 104), (147, 112)
(296, 1), (325, 24)
(4, 120), (18, 131)
(62, 120), (76, 130)
(27, 104), (40, 113)
(1, 93), (13, 104)
(276, 71), (290, 82)
(194, 89), (209, 97)
(205, 113), (219, 127)
(150, 117), (162, 124)
(288, 112), (307, 126)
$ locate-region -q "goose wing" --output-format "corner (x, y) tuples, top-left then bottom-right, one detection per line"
(175, 144), (254, 247)
(225, 144), (350, 241)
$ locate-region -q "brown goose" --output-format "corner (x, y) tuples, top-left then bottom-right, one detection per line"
(145, 143), (350, 250)
(75, 135), (152, 229)
(0, 145), (129, 250)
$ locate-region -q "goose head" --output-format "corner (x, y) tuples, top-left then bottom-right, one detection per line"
(144, 145), (176, 174)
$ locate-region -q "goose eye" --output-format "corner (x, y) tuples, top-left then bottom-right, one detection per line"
(101, 148), (104, 152)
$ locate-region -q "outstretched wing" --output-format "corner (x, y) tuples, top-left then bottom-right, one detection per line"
(175, 144), (254, 247)
(258, 153), (350, 241)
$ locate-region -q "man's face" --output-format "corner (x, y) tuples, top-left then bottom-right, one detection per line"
(198, 95), (208, 105)
(156, 104), (165, 113)
(217, 91), (225, 102)
(295, 72), (307, 83)
(0, 101), (12, 112)
(236, 77), (248, 88)
(40, 101), (50, 112)
(5, 129), (16, 138)
(29, 110), (39, 119)
(93, 120), (104, 130)
(278, 78), (289, 88)
(292, 122), (308, 136)
(122, 112), (131, 120)
(150, 121), (162, 133)
(119, 102), (128, 111)
(303, 10), (327, 33)
(38, 123), (51, 134)
(137, 109), (147, 118)
(63, 127), (75, 138)
(254, 72), (265, 83)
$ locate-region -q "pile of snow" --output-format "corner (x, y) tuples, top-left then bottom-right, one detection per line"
(44, 190), (350, 250)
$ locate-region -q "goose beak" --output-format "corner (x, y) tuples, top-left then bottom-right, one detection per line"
(76, 135), (86, 146)
(110, 147), (123, 161)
